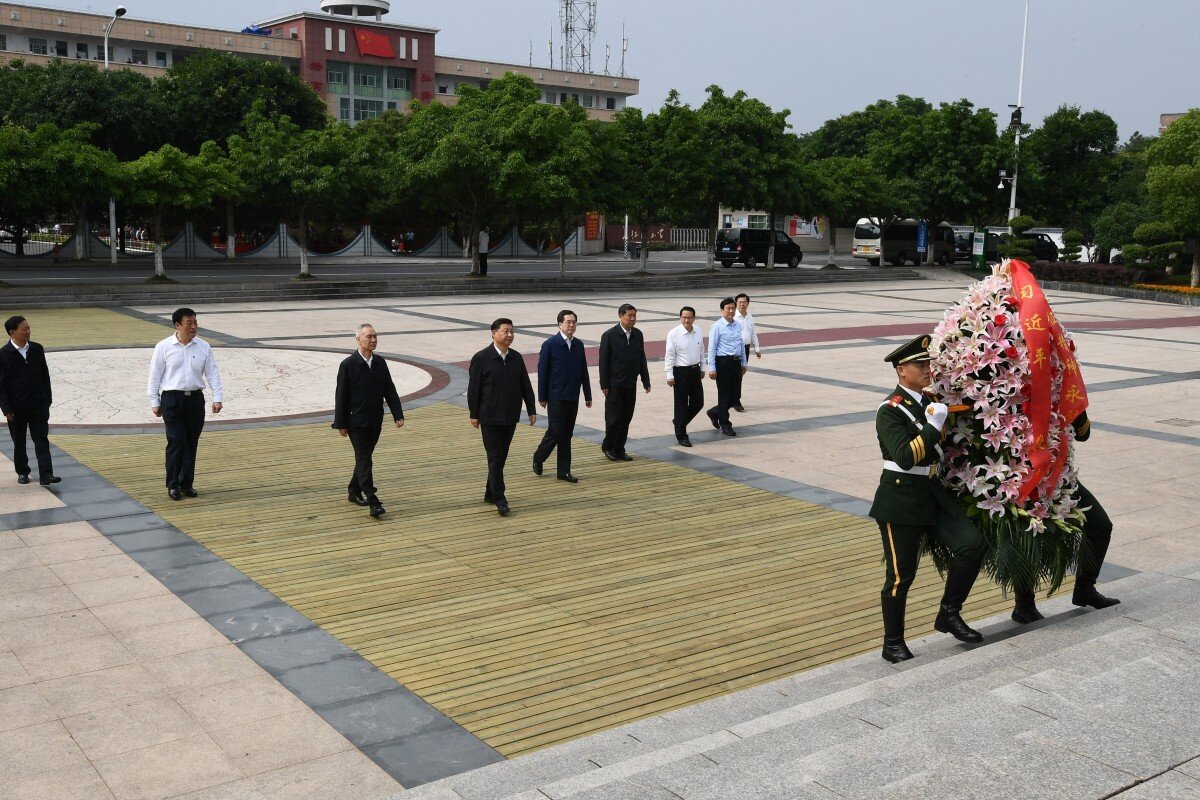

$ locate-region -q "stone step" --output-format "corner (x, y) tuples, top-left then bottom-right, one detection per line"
(388, 565), (1197, 799)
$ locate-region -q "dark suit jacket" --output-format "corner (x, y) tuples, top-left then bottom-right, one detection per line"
(537, 334), (592, 404)
(598, 324), (650, 391)
(0, 341), (52, 414)
(332, 352), (404, 430)
(468, 345), (535, 426)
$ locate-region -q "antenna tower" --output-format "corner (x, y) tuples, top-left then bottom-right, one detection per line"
(560, 0), (597, 73)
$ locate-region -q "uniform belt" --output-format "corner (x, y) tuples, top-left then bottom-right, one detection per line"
(162, 389), (201, 396)
(673, 364), (701, 370)
(883, 460), (932, 477)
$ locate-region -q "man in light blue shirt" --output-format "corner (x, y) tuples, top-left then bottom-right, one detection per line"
(705, 297), (747, 437)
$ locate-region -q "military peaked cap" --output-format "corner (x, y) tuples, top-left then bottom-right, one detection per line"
(884, 334), (932, 366)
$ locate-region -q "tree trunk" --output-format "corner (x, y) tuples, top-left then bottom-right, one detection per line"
(1192, 234), (1199, 289)
(298, 208), (310, 276)
(226, 201), (236, 261)
(558, 219), (568, 278)
(706, 203), (719, 272)
(469, 221), (480, 275)
(14, 220), (25, 257)
(826, 217), (838, 267)
(74, 205), (87, 260)
(767, 211), (777, 269)
(153, 208), (165, 277)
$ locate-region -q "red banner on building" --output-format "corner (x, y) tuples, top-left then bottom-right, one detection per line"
(584, 212), (601, 241)
(355, 29), (395, 58)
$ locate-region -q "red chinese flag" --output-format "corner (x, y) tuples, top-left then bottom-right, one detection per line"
(355, 29), (395, 58)
(1010, 260), (1088, 502)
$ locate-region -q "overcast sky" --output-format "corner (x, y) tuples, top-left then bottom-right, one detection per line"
(43, 0), (1194, 139)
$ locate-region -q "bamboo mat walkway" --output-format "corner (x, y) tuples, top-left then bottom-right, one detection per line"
(53, 402), (1065, 756)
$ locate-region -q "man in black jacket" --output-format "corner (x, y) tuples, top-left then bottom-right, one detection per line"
(333, 324), (404, 517)
(598, 303), (650, 461)
(468, 318), (536, 516)
(0, 316), (58, 485)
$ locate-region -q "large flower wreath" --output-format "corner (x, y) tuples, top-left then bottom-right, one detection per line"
(926, 259), (1095, 593)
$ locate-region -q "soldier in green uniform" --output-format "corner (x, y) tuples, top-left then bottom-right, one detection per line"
(870, 334), (987, 663)
(1011, 410), (1121, 622)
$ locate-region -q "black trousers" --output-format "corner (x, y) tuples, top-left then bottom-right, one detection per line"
(347, 424), (382, 499)
(731, 345), (751, 405)
(602, 386), (637, 455)
(1074, 482), (1113, 588)
(7, 406), (52, 479)
(708, 355), (743, 430)
(161, 391), (205, 491)
(671, 366), (704, 439)
(879, 521), (925, 603)
(481, 423), (516, 503)
(534, 400), (578, 476)
(478, 252), (488, 276)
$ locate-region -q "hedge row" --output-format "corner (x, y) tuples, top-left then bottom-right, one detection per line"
(1029, 262), (1167, 287)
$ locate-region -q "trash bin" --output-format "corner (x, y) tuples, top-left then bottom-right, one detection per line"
(629, 243), (641, 260)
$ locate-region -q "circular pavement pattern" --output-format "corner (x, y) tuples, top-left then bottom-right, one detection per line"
(49, 346), (435, 427)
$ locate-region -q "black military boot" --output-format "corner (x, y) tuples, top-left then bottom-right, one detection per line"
(1011, 588), (1045, 623)
(880, 596), (914, 663)
(934, 558), (984, 643)
(1072, 584), (1121, 609)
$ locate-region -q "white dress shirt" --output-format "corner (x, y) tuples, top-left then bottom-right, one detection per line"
(9, 339), (29, 360)
(736, 310), (762, 354)
(561, 331), (573, 350)
(147, 334), (224, 407)
(663, 324), (706, 373)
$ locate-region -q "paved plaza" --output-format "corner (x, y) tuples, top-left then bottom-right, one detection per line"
(1, 271), (1198, 798)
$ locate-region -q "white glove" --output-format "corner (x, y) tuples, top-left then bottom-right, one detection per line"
(925, 402), (949, 431)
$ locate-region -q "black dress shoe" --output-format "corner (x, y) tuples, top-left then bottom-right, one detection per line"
(1072, 586), (1121, 609)
(677, 436), (692, 447)
(181, 487), (197, 498)
(733, 404), (745, 412)
(17, 475), (30, 484)
(369, 502), (386, 518)
(707, 410), (719, 429)
(934, 607), (984, 643)
(497, 502), (510, 516)
(39, 475), (61, 485)
(168, 488), (182, 501)
(532, 456), (543, 476)
(348, 492), (370, 507)
(721, 428), (737, 437)
(557, 474), (579, 483)
(881, 638), (915, 663)
(618, 452), (633, 461)
(1011, 602), (1045, 624)
(602, 448), (618, 461)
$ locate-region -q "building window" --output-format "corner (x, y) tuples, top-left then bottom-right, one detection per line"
(358, 71), (377, 88)
(155, 51), (167, 67)
(339, 97), (351, 122)
(559, 92), (568, 105)
(353, 99), (382, 121)
(327, 66), (345, 85)
(54, 40), (68, 57)
(131, 49), (148, 65)
(387, 101), (396, 110)
(438, 84), (448, 94)
(397, 36), (406, 59)
(289, 27), (298, 39)
(747, 214), (769, 230)
(324, 27), (332, 51)
(543, 91), (556, 104)
(76, 42), (88, 59)
(411, 38), (418, 60)
(288, 65), (299, 75)
(29, 38), (47, 55)
(387, 69), (410, 91)
(606, 96), (616, 110)
(581, 94), (593, 108)
(338, 29), (346, 53)
(0, 35), (7, 52)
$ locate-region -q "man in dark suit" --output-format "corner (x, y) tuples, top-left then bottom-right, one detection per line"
(598, 303), (650, 461)
(533, 310), (592, 482)
(0, 315), (58, 485)
(468, 318), (536, 516)
(333, 324), (405, 518)
(870, 334), (984, 663)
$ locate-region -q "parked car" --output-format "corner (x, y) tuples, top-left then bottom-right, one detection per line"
(715, 228), (804, 268)
(985, 232), (1059, 263)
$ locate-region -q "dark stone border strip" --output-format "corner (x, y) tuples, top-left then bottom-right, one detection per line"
(0, 434), (505, 787)
(1039, 281), (1200, 307)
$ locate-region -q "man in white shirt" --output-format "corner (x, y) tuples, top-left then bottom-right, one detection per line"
(147, 308), (224, 500)
(477, 228), (490, 276)
(663, 306), (706, 447)
(732, 293), (762, 412)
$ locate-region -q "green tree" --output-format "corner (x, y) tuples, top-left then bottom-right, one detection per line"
(1145, 109), (1200, 287)
(1092, 201), (1152, 264)
(123, 144), (233, 277)
(1060, 230), (1085, 263)
(1022, 105), (1119, 230)
(39, 123), (121, 260)
(806, 156), (901, 266)
(155, 51), (328, 153)
(998, 214), (1039, 262)
(0, 125), (54, 255)
(1124, 221), (1184, 274)
(197, 140), (249, 260)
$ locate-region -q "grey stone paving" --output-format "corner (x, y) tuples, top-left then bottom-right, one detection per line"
(386, 562), (1200, 799)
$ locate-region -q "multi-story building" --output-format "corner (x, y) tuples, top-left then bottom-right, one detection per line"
(0, 0), (639, 123)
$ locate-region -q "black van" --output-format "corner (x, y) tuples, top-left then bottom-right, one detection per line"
(716, 228), (804, 268)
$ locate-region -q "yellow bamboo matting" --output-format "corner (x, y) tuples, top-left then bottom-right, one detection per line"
(2, 307), (174, 348)
(53, 402), (1064, 756)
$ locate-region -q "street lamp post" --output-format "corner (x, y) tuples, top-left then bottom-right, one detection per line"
(103, 6), (126, 264)
(1007, 0), (1030, 221)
